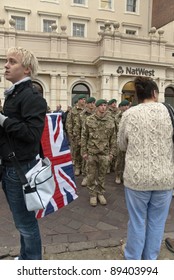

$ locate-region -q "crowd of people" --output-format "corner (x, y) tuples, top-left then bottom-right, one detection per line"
(64, 78), (174, 260)
(65, 95), (131, 207)
(0, 46), (174, 261)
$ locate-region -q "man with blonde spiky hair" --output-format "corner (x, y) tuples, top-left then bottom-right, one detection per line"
(0, 47), (47, 260)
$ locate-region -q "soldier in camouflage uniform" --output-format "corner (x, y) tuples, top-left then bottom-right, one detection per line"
(73, 96), (96, 186)
(65, 94), (86, 175)
(81, 99), (116, 206)
(107, 98), (118, 118)
(107, 98), (119, 173)
(115, 99), (130, 184)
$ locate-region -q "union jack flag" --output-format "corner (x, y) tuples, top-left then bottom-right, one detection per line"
(35, 113), (78, 219)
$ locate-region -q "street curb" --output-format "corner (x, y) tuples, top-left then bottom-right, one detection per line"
(0, 238), (121, 259)
(44, 238), (120, 255)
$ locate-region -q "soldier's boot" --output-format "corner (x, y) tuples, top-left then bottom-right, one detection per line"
(97, 194), (107, 205)
(81, 177), (87, 187)
(115, 176), (121, 184)
(74, 167), (80, 176)
(90, 196), (97, 207)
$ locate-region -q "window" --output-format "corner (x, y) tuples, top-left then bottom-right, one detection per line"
(73, 23), (85, 37)
(43, 19), (56, 32)
(100, 0), (112, 10)
(126, 29), (136, 35)
(126, 0), (137, 12)
(122, 22), (141, 34)
(11, 16), (25, 30)
(73, 0), (85, 4)
(100, 25), (105, 31)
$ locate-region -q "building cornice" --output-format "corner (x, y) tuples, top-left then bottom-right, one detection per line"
(37, 11), (62, 17)
(93, 56), (173, 68)
(122, 22), (142, 29)
(68, 15), (91, 21)
(4, 6), (31, 14)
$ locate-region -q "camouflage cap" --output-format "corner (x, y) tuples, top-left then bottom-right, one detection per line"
(86, 97), (96, 103)
(108, 98), (117, 105)
(95, 99), (107, 107)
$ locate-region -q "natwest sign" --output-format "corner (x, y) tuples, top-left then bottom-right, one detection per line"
(117, 66), (155, 77)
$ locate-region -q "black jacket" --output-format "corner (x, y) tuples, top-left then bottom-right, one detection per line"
(0, 80), (47, 165)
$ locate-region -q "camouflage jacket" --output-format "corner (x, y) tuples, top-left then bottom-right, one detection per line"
(65, 105), (84, 141)
(73, 108), (95, 143)
(81, 111), (116, 156)
(115, 110), (123, 135)
(107, 107), (119, 121)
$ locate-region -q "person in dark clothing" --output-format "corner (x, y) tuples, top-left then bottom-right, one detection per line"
(62, 105), (72, 132)
(0, 47), (47, 260)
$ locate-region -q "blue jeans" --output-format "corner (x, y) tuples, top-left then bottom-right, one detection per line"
(2, 159), (42, 260)
(124, 187), (173, 260)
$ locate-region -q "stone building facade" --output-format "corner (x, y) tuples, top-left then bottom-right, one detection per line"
(0, 0), (174, 110)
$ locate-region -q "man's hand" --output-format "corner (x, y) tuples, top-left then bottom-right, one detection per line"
(0, 113), (7, 126)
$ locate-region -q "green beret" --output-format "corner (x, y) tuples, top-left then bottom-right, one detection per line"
(86, 97), (96, 103)
(108, 98), (117, 105)
(95, 99), (107, 107)
(74, 99), (78, 104)
(78, 94), (86, 100)
(119, 100), (130, 107)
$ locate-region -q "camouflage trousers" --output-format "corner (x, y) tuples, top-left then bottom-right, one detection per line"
(86, 154), (110, 197)
(108, 155), (117, 172)
(81, 158), (87, 176)
(115, 149), (125, 181)
(70, 141), (82, 170)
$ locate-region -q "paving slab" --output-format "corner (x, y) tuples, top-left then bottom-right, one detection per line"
(0, 172), (174, 260)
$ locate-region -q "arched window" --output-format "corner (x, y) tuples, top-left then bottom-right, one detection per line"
(72, 83), (90, 105)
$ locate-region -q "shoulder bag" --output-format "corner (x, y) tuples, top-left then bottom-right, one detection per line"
(6, 135), (56, 211)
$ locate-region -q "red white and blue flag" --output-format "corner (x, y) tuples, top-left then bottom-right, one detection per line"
(35, 113), (78, 219)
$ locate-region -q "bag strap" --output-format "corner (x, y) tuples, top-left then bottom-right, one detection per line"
(163, 102), (174, 141)
(6, 134), (29, 186)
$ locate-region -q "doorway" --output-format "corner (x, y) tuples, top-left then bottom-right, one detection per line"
(165, 87), (174, 108)
(122, 81), (137, 105)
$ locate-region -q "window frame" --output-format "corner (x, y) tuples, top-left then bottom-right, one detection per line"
(73, 0), (86, 5)
(72, 22), (86, 38)
(99, 0), (113, 10)
(4, 7), (30, 31)
(122, 22), (141, 35)
(125, 29), (137, 35)
(125, 0), (139, 14)
(43, 19), (57, 32)
(71, 0), (88, 8)
(38, 12), (61, 33)
(11, 15), (26, 31)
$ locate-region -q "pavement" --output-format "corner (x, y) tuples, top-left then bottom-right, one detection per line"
(0, 172), (174, 260)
